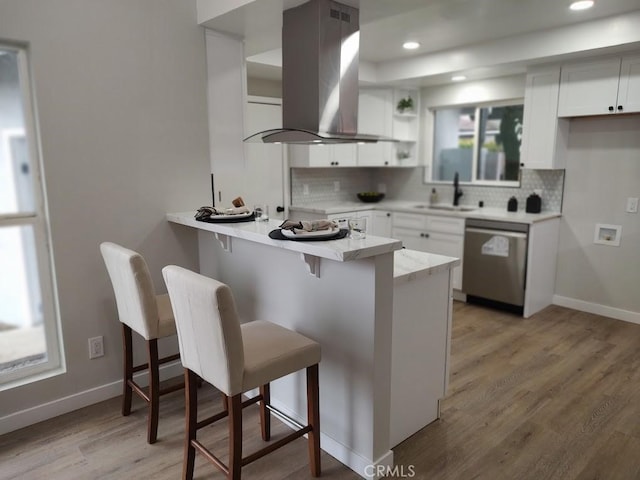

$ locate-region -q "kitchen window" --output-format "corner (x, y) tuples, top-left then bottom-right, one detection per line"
(429, 101), (524, 186)
(0, 44), (64, 389)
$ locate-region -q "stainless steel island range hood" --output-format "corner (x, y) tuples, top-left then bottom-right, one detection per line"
(244, 0), (388, 144)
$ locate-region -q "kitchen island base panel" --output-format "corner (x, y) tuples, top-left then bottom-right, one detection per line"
(168, 214), (456, 479)
(391, 266), (452, 447)
(197, 230), (395, 478)
(268, 396), (395, 479)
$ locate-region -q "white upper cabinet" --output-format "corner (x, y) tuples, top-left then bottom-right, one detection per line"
(358, 88), (393, 137)
(357, 88), (394, 166)
(558, 55), (640, 117)
(290, 87), (420, 168)
(617, 55), (640, 114)
(288, 143), (357, 167)
(520, 66), (569, 170)
(357, 87), (420, 167)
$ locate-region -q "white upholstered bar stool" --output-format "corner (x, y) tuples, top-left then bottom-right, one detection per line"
(100, 242), (184, 444)
(162, 265), (321, 480)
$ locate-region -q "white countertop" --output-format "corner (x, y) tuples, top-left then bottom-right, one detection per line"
(393, 249), (460, 285)
(167, 212), (402, 262)
(289, 200), (561, 224)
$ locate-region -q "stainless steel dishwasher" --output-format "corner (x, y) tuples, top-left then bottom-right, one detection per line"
(462, 219), (528, 310)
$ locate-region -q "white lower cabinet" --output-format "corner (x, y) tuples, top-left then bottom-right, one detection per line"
(326, 210), (373, 232)
(392, 213), (465, 289)
(289, 209), (375, 233)
(291, 209), (392, 237)
(371, 210), (393, 237)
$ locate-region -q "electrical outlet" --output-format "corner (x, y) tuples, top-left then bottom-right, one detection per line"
(88, 336), (104, 359)
(626, 197), (638, 213)
(334, 181), (340, 192)
(303, 184), (309, 196)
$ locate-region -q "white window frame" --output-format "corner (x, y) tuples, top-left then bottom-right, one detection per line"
(427, 99), (524, 187)
(0, 44), (65, 390)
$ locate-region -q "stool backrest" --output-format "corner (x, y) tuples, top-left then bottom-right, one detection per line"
(100, 242), (160, 340)
(162, 265), (244, 396)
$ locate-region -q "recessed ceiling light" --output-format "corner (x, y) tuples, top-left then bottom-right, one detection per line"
(451, 75), (467, 82)
(569, 1), (594, 11)
(403, 41), (420, 50)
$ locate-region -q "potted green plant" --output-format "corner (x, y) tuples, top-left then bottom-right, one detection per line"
(396, 96), (414, 114)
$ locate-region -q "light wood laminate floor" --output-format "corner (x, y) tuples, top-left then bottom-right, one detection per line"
(1, 302), (640, 479)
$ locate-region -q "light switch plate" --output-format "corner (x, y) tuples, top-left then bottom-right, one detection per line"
(626, 197), (638, 213)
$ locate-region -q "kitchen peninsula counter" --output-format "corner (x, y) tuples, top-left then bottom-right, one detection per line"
(167, 211), (456, 479)
(166, 212), (402, 262)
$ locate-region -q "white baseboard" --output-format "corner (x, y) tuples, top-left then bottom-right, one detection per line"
(0, 361), (183, 436)
(452, 290), (466, 302)
(269, 397), (393, 479)
(552, 295), (640, 325)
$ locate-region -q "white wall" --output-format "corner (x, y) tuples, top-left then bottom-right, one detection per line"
(247, 77), (281, 98)
(0, 0), (210, 426)
(555, 116), (640, 321)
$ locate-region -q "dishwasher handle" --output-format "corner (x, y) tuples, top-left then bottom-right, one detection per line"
(465, 227), (528, 239)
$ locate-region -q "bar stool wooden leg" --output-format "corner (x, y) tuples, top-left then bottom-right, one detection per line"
(259, 384), (271, 441)
(121, 325), (133, 417)
(228, 394), (243, 480)
(147, 339), (160, 444)
(184, 369), (198, 480)
(307, 364), (321, 477)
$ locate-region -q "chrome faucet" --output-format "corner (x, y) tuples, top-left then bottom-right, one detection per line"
(453, 171), (464, 206)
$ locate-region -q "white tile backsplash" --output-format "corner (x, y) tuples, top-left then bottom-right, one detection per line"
(291, 167), (564, 212)
(291, 168), (375, 204)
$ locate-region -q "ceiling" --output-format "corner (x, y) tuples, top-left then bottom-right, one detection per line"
(201, 0), (640, 87)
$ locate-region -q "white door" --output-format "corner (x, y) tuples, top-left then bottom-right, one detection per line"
(244, 99), (286, 220)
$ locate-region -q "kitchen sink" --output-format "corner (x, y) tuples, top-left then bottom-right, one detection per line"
(412, 204), (476, 212)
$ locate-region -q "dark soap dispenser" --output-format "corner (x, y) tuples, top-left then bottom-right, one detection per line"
(526, 193), (542, 213)
(507, 196), (518, 212)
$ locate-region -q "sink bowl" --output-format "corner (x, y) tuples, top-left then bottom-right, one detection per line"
(413, 204), (476, 212)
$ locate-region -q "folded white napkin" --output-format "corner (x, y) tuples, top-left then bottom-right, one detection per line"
(195, 205), (250, 220)
(280, 219), (337, 233)
(212, 206), (250, 215)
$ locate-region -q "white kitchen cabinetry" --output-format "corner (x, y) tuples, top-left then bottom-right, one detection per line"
(288, 209), (396, 236)
(558, 55), (640, 117)
(288, 144), (357, 167)
(524, 217), (560, 318)
(372, 210), (393, 237)
(357, 88), (394, 166)
(326, 210), (373, 232)
(392, 213), (464, 289)
(618, 56), (640, 113)
(356, 88), (419, 167)
(391, 250), (455, 446)
(520, 66), (569, 170)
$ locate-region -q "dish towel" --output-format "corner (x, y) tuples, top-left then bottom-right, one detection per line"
(279, 219), (337, 234)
